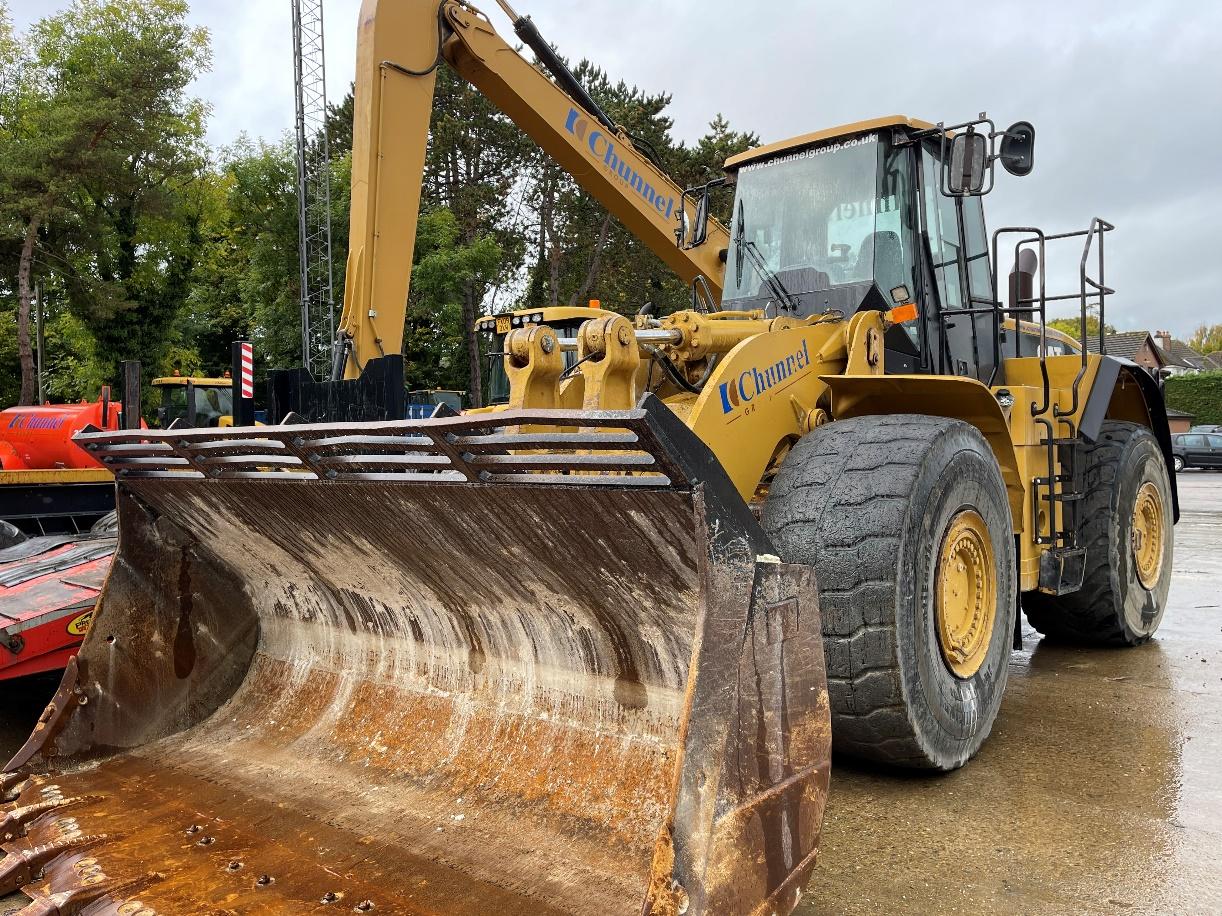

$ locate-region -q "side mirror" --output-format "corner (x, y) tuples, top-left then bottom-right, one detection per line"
(948, 130), (988, 194)
(999, 120), (1036, 176)
(677, 177), (725, 249)
(690, 188), (711, 247)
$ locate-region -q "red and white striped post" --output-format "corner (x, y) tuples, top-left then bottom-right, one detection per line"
(230, 341), (256, 426)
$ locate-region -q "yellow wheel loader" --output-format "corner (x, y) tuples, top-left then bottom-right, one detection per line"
(0, 1), (1177, 914)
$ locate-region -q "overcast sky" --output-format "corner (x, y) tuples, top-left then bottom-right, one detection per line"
(8, 0), (1220, 338)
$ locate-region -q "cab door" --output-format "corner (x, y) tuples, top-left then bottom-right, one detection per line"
(918, 142), (997, 382)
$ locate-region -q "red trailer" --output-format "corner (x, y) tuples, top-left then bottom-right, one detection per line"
(0, 515), (115, 681)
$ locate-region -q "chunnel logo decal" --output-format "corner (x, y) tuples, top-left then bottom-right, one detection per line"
(719, 341), (811, 414)
(7, 415), (65, 430)
(565, 108), (676, 220)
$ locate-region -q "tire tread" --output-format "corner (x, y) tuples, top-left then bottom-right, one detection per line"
(764, 415), (991, 766)
(1023, 421), (1165, 645)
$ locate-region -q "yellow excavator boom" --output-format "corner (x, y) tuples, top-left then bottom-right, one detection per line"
(336, 0), (728, 378)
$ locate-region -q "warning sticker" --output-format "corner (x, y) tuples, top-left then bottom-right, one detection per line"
(67, 610), (94, 636)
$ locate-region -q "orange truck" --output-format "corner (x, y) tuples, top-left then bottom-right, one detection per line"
(0, 395), (126, 537)
(0, 397), (124, 471)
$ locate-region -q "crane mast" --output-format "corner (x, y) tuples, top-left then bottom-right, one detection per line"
(291, 0), (337, 380)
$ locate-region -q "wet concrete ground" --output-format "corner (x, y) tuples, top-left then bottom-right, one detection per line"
(1, 475), (1219, 914)
(802, 472), (1222, 915)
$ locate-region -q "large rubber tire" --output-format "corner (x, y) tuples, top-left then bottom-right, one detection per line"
(1023, 421), (1173, 645)
(762, 415), (1016, 771)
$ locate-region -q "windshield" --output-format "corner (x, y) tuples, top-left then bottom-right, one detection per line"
(163, 384), (232, 428)
(724, 132), (917, 316)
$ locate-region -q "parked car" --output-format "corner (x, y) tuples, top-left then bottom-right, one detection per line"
(1188, 424), (1222, 433)
(1171, 433), (1222, 471)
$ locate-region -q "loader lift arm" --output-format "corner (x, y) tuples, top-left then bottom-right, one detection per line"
(335, 0), (729, 378)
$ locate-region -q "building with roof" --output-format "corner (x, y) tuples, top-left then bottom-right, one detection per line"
(1085, 330), (1211, 377)
(1165, 407), (1195, 434)
(1152, 331), (1209, 375)
(1085, 331), (1164, 374)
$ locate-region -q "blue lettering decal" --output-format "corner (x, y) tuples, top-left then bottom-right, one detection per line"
(733, 371), (752, 403)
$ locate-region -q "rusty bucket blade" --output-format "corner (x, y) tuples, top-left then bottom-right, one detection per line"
(1, 397), (829, 915)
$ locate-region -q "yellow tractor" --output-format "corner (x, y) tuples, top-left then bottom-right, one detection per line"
(0, 2), (1175, 914)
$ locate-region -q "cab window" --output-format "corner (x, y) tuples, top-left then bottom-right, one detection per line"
(921, 143), (992, 309)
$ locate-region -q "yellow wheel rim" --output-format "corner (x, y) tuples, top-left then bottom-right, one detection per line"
(1131, 480), (1165, 590)
(935, 510), (997, 679)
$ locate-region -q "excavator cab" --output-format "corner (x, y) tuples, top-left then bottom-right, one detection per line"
(720, 127), (919, 322)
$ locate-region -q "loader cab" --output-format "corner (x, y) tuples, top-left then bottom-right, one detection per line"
(476, 305), (611, 405)
(719, 115), (1036, 382)
(153, 376), (234, 429)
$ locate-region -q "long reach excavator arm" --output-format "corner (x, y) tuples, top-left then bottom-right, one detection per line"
(335, 0), (729, 378)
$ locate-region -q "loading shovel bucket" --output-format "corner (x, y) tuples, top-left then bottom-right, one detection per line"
(0, 395), (829, 916)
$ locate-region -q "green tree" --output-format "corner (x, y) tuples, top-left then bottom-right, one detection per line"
(176, 136), (351, 383)
(325, 86), (354, 160)
(404, 208), (501, 393)
(677, 113), (759, 223)
(0, 1), (52, 404)
(522, 64), (757, 321)
(1187, 323), (1222, 355)
(424, 66), (531, 405)
(0, 0), (211, 404)
(1047, 314), (1115, 343)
